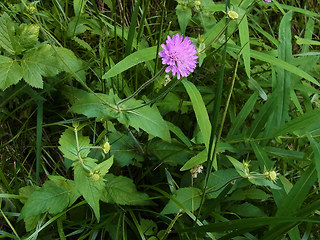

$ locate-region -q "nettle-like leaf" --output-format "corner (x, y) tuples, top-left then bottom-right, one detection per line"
(73, 158), (103, 221)
(73, 156), (113, 222)
(0, 13), (16, 54)
(21, 45), (61, 88)
(161, 187), (202, 215)
(101, 174), (150, 205)
(0, 13), (40, 55)
(19, 176), (80, 220)
(0, 56), (23, 90)
(58, 128), (91, 161)
(68, 89), (171, 141)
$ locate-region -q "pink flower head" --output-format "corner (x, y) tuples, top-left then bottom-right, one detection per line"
(265, 0), (271, 2)
(159, 33), (198, 80)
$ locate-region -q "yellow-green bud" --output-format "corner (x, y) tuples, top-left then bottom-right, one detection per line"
(102, 141), (111, 154)
(194, 1), (201, 5)
(227, 10), (239, 20)
(91, 173), (100, 182)
(268, 171), (277, 182)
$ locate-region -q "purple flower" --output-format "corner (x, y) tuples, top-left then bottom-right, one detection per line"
(265, 0), (271, 2)
(159, 33), (198, 80)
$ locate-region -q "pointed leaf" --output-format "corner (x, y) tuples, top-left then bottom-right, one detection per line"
(101, 174), (150, 205)
(161, 187), (202, 215)
(0, 56), (23, 90)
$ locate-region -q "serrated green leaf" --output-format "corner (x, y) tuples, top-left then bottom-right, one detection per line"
(58, 128), (91, 161)
(24, 215), (41, 232)
(0, 13), (16, 54)
(73, 158), (104, 222)
(93, 156), (113, 177)
(161, 187), (202, 215)
(19, 177), (79, 220)
(101, 174), (150, 205)
(14, 23), (40, 54)
(21, 45), (61, 88)
(0, 56), (23, 90)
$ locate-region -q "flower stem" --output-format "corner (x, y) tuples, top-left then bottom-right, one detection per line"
(116, 66), (166, 108)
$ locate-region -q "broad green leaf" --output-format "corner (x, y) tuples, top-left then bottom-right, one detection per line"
(102, 46), (157, 79)
(73, 158), (103, 222)
(69, 89), (170, 141)
(176, 4), (192, 34)
(54, 46), (86, 82)
(229, 188), (270, 201)
(147, 139), (192, 166)
(14, 23), (40, 54)
(101, 174), (150, 205)
(0, 56), (23, 90)
(58, 128), (91, 161)
(93, 156), (113, 177)
(0, 13), (15, 54)
(19, 177), (79, 220)
(166, 121), (192, 148)
(180, 150), (207, 171)
(161, 187), (202, 215)
(238, 9), (250, 78)
(230, 202), (266, 217)
(248, 177), (281, 190)
(139, 218), (158, 236)
(227, 155), (247, 178)
(67, 88), (120, 121)
(24, 215), (41, 232)
(182, 80), (211, 149)
(120, 99), (171, 142)
(109, 130), (143, 167)
(21, 45), (61, 88)
(205, 169), (239, 199)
